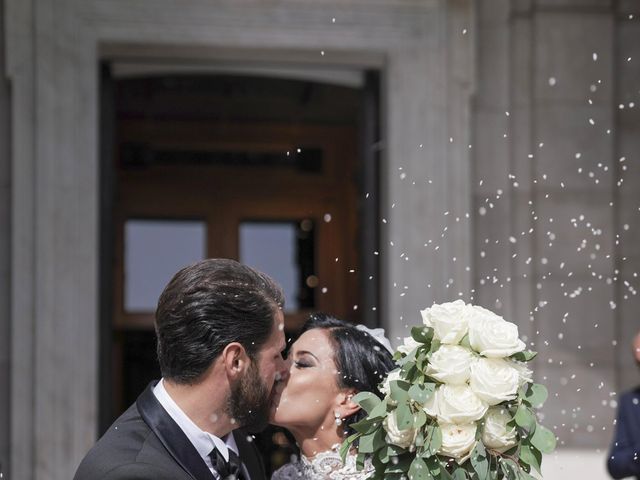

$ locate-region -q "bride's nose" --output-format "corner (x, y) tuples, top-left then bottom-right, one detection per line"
(275, 357), (291, 383)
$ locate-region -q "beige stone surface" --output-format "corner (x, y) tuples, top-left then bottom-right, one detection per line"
(0, 0), (10, 474)
(2, 0), (639, 477)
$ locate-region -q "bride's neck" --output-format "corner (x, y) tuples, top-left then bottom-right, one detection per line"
(291, 424), (345, 459)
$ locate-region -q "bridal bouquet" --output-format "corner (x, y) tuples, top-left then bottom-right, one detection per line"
(342, 300), (556, 479)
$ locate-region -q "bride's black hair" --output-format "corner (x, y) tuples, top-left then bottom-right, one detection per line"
(300, 313), (396, 437)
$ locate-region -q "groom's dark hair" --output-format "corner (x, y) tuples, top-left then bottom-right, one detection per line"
(155, 258), (284, 384)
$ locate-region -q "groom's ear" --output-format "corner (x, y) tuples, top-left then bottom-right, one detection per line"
(221, 342), (250, 379)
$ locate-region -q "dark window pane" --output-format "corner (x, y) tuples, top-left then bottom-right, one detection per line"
(239, 220), (315, 311)
(121, 143), (323, 173)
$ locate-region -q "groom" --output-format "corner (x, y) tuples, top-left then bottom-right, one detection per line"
(74, 259), (288, 480)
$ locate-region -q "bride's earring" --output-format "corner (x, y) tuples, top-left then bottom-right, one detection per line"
(334, 411), (342, 426)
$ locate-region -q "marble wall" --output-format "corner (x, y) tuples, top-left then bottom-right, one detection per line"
(0, 0), (638, 477)
(3, 1), (473, 478)
(616, 2), (640, 392)
(0, 0), (11, 475)
(473, 0), (640, 452)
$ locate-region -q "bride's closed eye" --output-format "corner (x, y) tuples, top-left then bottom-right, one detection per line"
(293, 359), (312, 369)
(291, 350), (318, 369)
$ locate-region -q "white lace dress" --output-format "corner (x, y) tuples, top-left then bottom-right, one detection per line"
(271, 446), (374, 480)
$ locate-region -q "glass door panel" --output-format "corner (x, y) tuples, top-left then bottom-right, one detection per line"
(239, 220), (315, 313)
(124, 219), (206, 313)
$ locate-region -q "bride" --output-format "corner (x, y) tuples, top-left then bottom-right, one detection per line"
(269, 314), (395, 479)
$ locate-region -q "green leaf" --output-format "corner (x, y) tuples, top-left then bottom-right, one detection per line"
(422, 424), (442, 457)
(523, 384), (548, 408)
(530, 424), (556, 454)
(381, 473), (405, 480)
(370, 455), (386, 479)
(359, 427), (386, 454)
(517, 471), (538, 480)
(459, 334), (471, 349)
(451, 466), (467, 480)
(416, 352), (427, 372)
(511, 350), (537, 362)
(376, 448), (389, 464)
(356, 452), (366, 470)
(409, 383), (436, 404)
(519, 441), (542, 474)
(514, 404), (536, 431)
(409, 457), (430, 480)
(385, 454), (414, 473)
(381, 474), (405, 480)
(369, 398), (389, 418)
(500, 459), (519, 478)
(398, 347), (418, 366)
(396, 404), (414, 431)
(351, 417), (383, 434)
(402, 363), (420, 383)
(377, 444), (407, 463)
(411, 325), (434, 344)
(353, 391), (381, 414)
(391, 380), (411, 404)
(339, 433), (361, 461)
(427, 457), (449, 479)
(428, 338), (442, 355)
(470, 442), (489, 479)
(414, 410), (428, 430)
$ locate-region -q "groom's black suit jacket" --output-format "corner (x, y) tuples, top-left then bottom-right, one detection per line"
(73, 382), (266, 480)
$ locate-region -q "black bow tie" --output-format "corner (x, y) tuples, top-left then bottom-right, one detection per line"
(209, 447), (246, 480)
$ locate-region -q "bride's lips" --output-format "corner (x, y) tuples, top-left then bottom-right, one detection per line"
(268, 380), (286, 416)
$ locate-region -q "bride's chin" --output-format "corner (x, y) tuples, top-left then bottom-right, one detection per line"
(268, 400), (284, 425)
(268, 412), (286, 427)
(268, 404), (294, 428)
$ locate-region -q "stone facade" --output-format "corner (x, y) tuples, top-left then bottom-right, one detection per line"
(0, 0), (11, 476)
(0, 0), (638, 479)
(472, 0), (640, 453)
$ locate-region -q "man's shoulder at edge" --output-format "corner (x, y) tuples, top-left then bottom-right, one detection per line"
(73, 403), (185, 480)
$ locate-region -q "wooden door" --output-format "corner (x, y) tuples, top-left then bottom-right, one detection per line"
(111, 118), (360, 412)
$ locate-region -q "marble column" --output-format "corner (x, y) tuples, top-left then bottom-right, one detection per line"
(615, 1), (640, 393)
(531, 2), (617, 449)
(0, 0), (11, 475)
(474, 0), (623, 450)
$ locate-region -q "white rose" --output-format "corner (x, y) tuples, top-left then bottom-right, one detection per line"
(383, 410), (417, 449)
(396, 336), (422, 356)
(468, 307), (525, 357)
(470, 358), (520, 406)
(421, 300), (471, 344)
(426, 345), (475, 385)
(379, 369), (401, 397)
(511, 360), (533, 386)
(439, 423), (477, 463)
(432, 384), (488, 424)
(481, 407), (518, 453)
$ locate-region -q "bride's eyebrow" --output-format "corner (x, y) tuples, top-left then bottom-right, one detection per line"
(295, 350), (319, 361)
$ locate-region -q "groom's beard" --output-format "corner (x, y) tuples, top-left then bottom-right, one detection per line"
(227, 360), (271, 433)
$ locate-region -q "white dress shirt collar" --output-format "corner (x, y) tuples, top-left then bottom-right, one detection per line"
(152, 378), (237, 463)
